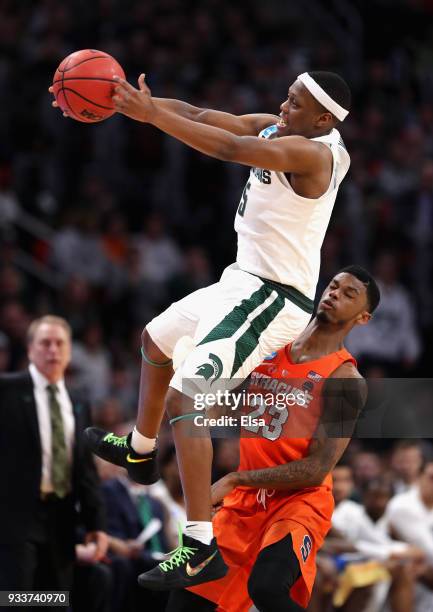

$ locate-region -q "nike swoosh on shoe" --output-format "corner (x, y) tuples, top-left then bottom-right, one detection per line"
(185, 551), (218, 577)
(126, 454), (152, 463)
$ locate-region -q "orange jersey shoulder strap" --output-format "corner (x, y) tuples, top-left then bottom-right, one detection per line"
(270, 343), (357, 379)
(257, 344), (356, 380)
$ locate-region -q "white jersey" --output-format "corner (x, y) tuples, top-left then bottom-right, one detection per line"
(235, 125), (350, 299)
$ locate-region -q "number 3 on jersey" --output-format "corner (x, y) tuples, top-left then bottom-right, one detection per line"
(238, 180), (251, 217)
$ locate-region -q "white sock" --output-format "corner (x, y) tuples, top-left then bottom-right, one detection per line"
(184, 521), (214, 545)
(131, 427), (156, 454)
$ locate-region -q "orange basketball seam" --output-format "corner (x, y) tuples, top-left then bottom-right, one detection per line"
(61, 87), (114, 110)
(61, 88), (81, 121)
(60, 55), (110, 73)
(60, 56), (78, 119)
(52, 77), (119, 85)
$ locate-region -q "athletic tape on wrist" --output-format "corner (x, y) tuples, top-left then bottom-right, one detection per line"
(141, 347), (172, 368)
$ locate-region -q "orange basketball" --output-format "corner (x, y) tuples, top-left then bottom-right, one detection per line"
(52, 49), (125, 123)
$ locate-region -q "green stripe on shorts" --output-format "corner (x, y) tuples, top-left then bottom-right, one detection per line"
(259, 277), (314, 314)
(196, 282), (296, 380)
(231, 293), (286, 376)
(197, 285), (270, 346)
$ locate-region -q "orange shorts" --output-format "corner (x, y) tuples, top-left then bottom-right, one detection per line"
(189, 485), (334, 611)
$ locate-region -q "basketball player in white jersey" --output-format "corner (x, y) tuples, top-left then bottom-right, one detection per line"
(61, 70), (352, 589)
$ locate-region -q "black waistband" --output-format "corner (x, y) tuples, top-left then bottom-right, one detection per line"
(259, 276), (314, 314)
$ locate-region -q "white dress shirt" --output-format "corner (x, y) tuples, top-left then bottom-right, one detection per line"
(385, 486), (433, 563)
(332, 499), (408, 560)
(29, 364), (75, 493)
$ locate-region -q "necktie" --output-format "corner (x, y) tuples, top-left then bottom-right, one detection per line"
(137, 494), (163, 553)
(46, 384), (70, 498)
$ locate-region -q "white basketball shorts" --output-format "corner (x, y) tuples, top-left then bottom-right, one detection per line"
(146, 264), (313, 398)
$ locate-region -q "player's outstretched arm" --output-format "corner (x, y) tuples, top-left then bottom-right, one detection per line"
(48, 75), (276, 135)
(154, 97), (276, 136)
(111, 76), (327, 174)
(123, 75), (276, 135)
(211, 364), (366, 504)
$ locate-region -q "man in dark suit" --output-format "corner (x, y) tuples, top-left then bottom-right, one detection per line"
(0, 315), (108, 599)
(102, 477), (167, 555)
(102, 475), (169, 612)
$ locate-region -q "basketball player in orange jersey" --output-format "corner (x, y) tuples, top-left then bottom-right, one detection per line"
(51, 70), (353, 589)
(163, 265), (380, 611)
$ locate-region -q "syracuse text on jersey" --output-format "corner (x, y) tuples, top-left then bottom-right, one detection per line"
(241, 370), (322, 440)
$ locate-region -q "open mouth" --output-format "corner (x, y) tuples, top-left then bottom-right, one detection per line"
(277, 115), (288, 128)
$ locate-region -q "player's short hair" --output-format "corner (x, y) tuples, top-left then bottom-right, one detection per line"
(27, 315), (72, 345)
(308, 71), (351, 116)
(338, 265), (381, 313)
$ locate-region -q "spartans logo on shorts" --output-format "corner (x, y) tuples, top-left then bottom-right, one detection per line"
(195, 353), (223, 384)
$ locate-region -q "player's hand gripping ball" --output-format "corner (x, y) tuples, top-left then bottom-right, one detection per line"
(51, 49), (125, 123)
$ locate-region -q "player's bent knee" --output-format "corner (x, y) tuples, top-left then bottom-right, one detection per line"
(165, 387), (191, 420)
(248, 535), (303, 611)
(248, 566), (288, 609)
(248, 572), (303, 611)
(142, 327), (170, 361)
(247, 571), (269, 610)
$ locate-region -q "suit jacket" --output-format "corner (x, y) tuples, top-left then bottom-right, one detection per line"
(102, 478), (166, 546)
(0, 371), (105, 547)
(102, 479), (169, 580)
(102, 479), (144, 541)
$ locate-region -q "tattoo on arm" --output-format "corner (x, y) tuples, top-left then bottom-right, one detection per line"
(236, 436), (347, 490)
(236, 373), (366, 491)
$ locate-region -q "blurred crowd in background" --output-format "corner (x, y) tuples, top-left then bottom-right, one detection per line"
(1, 0), (433, 387)
(74, 438), (433, 611)
(1, 0), (433, 610)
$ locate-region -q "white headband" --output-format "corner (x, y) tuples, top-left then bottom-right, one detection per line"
(297, 72), (349, 122)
